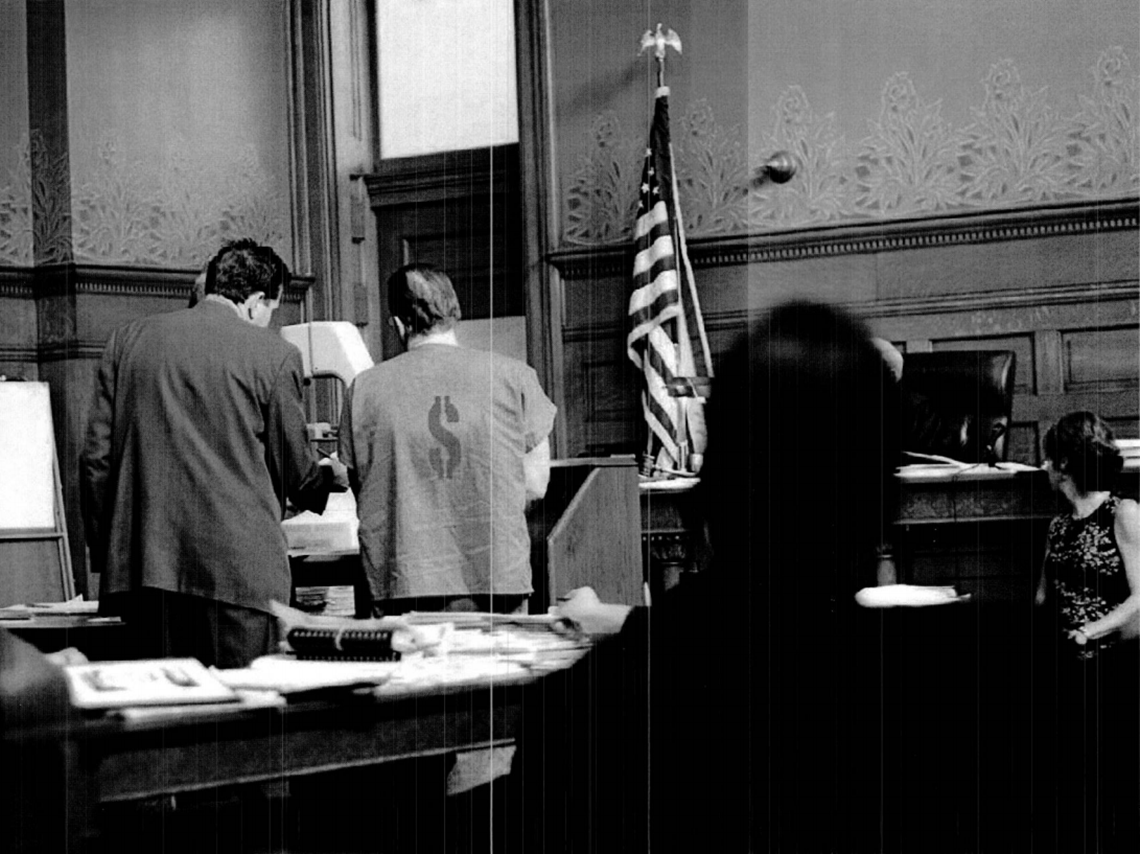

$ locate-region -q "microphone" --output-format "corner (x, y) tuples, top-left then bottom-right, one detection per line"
(752, 151), (798, 186)
(985, 422), (1007, 467)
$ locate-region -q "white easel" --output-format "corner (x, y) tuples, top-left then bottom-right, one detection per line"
(0, 381), (75, 606)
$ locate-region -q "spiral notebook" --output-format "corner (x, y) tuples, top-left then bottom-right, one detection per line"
(286, 626), (401, 662)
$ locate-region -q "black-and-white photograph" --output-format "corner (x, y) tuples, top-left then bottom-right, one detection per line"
(1, 1), (1137, 851)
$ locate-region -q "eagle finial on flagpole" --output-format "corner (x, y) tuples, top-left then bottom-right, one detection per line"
(639, 23), (682, 61)
(639, 23), (681, 87)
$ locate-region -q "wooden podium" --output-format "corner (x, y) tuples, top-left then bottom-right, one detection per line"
(527, 456), (643, 607)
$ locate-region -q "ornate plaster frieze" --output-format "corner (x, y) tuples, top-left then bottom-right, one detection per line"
(0, 131), (291, 269)
(562, 48), (1139, 246)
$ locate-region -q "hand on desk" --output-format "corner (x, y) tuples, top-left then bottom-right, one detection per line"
(319, 453), (351, 493)
(554, 587), (632, 637)
(45, 646), (88, 667)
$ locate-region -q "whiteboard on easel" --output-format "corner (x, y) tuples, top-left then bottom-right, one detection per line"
(0, 383), (57, 529)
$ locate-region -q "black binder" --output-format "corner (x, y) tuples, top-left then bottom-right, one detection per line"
(286, 627), (401, 662)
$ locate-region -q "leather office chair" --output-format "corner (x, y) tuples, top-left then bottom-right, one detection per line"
(899, 350), (1016, 464)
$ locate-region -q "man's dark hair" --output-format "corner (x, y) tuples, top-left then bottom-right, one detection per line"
(204, 239), (289, 305)
(387, 264), (461, 335)
(1044, 410), (1123, 494)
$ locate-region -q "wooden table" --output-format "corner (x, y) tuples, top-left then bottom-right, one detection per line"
(891, 464), (1055, 600)
(4, 645), (583, 852)
(893, 462), (1139, 599)
(897, 464), (1054, 522)
(0, 614), (131, 660)
(87, 684), (521, 799)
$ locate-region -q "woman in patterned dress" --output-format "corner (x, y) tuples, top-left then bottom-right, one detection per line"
(1035, 410), (1140, 851)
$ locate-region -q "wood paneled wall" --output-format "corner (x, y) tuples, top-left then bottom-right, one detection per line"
(544, 199), (1139, 463)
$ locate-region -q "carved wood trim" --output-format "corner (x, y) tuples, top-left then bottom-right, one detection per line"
(0, 345), (38, 362)
(864, 280), (1138, 318)
(515, 0), (563, 455)
(363, 145), (520, 209)
(6, 264), (314, 304)
(36, 341), (106, 362)
(547, 197), (1140, 279)
(0, 268), (33, 298)
(562, 280), (1139, 341)
(291, 0), (342, 321)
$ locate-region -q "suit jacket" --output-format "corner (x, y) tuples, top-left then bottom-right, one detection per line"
(81, 300), (330, 614)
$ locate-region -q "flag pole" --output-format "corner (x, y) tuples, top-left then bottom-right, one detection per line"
(656, 37), (687, 472)
(638, 24), (689, 474)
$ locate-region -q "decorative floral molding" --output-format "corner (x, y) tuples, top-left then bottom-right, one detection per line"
(563, 47), (1139, 245)
(0, 130), (291, 268)
(0, 134), (66, 266)
(563, 112), (643, 245)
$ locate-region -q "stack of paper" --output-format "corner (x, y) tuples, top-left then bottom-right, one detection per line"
(216, 656), (398, 694)
(283, 491), (359, 553)
(1118, 439), (1140, 470)
(855, 585), (968, 608)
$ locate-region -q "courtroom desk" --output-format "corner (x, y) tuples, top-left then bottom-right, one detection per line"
(639, 465), (1139, 603)
(9, 673), (538, 852)
(893, 464), (1055, 602)
(894, 463), (1140, 602)
(0, 615), (131, 661)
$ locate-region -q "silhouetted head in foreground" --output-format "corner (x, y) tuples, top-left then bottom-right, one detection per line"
(702, 299), (900, 609)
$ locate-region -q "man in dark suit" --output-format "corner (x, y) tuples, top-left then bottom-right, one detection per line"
(81, 239), (343, 668)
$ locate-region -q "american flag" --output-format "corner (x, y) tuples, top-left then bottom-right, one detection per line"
(627, 86), (712, 476)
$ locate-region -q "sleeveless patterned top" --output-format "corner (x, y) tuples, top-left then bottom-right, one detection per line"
(1045, 494), (1129, 660)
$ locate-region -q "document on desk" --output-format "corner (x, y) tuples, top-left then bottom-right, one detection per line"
(1, 595), (100, 616)
(855, 585), (968, 608)
(216, 656), (398, 694)
(65, 658), (238, 708)
(116, 689), (285, 723)
(639, 476), (700, 492)
(898, 461), (1040, 480)
(375, 655), (533, 696)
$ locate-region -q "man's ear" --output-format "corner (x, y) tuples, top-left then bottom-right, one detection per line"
(242, 291), (265, 319)
(392, 316), (407, 343)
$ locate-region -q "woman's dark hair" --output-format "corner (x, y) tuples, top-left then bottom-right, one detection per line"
(1043, 410), (1123, 494)
(204, 239), (289, 304)
(701, 299), (900, 603)
(387, 264), (462, 335)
